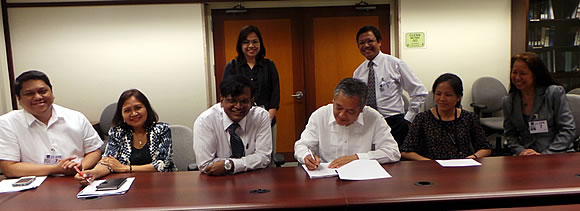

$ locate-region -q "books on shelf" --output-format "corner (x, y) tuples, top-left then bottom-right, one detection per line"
(529, 0), (554, 20)
(528, 26), (554, 48)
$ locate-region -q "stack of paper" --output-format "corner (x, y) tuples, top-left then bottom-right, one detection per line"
(301, 163), (338, 179)
(77, 177), (135, 199)
(302, 160), (391, 180)
(436, 159), (482, 167)
(0, 176), (47, 193)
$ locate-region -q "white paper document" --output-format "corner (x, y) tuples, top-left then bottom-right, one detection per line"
(436, 159), (482, 167)
(302, 160), (391, 180)
(77, 177), (135, 199)
(336, 160), (392, 180)
(0, 176), (47, 193)
(302, 163), (338, 179)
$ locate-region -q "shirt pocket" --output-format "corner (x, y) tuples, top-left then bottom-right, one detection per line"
(378, 78), (398, 98)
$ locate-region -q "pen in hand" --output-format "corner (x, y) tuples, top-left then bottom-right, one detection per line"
(307, 149), (319, 169)
(74, 166), (91, 184)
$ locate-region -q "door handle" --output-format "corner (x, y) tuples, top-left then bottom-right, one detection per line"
(291, 91), (304, 99)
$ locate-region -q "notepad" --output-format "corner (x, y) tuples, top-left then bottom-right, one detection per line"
(0, 176), (47, 193)
(302, 160), (391, 180)
(77, 177), (135, 199)
(436, 159), (482, 167)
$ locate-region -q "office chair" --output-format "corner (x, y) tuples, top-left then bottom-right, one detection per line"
(98, 102), (117, 152)
(568, 88), (580, 95)
(170, 125), (198, 171)
(470, 77), (508, 156)
(566, 94), (580, 152)
(423, 91), (435, 112)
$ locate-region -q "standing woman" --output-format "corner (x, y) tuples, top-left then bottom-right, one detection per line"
(223, 25), (281, 154)
(504, 52), (575, 155)
(75, 89), (175, 184)
(401, 73), (492, 160)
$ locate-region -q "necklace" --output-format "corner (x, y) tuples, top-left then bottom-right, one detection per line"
(435, 107), (457, 121)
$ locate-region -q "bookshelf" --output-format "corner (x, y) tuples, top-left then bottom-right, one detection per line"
(512, 0), (580, 91)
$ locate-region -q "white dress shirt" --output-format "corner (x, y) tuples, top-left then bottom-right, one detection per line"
(0, 104), (103, 164)
(294, 104), (400, 164)
(353, 51), (428, 122)
(193, 103), (272, 174)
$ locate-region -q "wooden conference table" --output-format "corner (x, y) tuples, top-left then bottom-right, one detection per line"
(2, 153), (580, 210)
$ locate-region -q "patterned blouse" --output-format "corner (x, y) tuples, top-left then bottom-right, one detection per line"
(401, 109), (492, 160)
(104, 122), (176, 172)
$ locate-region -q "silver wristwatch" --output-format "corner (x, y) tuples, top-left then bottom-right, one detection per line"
(224, 159), (233, 172)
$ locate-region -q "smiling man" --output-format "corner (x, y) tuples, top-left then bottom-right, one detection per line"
(294, 78), (400, 170)
(353, 25), (427, 147)
(194, 75), (272, 176)
(0, 70), (102, 178)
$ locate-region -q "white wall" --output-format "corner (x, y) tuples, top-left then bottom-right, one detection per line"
(399, 0), (511, 111)
(0, 5), (11, 115)
(7, 4), (208, 127)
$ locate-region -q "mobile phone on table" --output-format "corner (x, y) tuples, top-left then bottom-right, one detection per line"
(12, 176), (36, 187)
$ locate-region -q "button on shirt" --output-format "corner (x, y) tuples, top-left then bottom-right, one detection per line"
(294, 104), (400, 164)
(193, 103), (272, 174)
(353, 51), (428, 122)
(0, 104), (103, 164)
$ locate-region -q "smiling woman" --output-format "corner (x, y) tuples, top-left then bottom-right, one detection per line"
(400, 73), (492, 161)
(503, 52), (576, 156)
(74, 89), (176, 185)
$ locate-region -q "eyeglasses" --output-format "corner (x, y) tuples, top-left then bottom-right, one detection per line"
(358, 39), (376, 46)
(242, 40), (260, 46)
(224, 98), (252, 106)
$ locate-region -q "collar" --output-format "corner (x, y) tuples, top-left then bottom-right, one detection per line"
(23, 104), (61, 127)
(221, 106), (249, 133)
(366, 51), (385, 67)
(326, 104), (365, 127)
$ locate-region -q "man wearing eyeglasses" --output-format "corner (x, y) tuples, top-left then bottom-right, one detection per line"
(194, 75), (272, 176)
(353, 25), (427, 147)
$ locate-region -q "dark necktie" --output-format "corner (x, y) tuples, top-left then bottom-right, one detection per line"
(227, 122), (245, 158)
(366, 61), (378, 109)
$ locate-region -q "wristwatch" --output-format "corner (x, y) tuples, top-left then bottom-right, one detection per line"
(224, 159), (233, 172)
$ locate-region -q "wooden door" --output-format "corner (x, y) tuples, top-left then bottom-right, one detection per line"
(304, 6), (390, 115)
(212, 5), (390, 160)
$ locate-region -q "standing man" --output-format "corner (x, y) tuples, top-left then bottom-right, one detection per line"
(294, 78), (400, 170)
(353, 25), (428, 146)
(194, 75), (272, 176)
(0, 70), (103, 178)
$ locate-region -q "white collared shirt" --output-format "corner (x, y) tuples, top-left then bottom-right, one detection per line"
(353, 51), (428, 122)
(294, 104), (400, 164)
(0, 104), (103, 164)
(193, 103), (272, 174)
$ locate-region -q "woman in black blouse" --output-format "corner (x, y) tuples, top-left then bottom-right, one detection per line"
(401, 73), (492, 160)
(223, 25), (280, 153)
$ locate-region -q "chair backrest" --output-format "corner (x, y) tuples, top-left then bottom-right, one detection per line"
(566, 94), (580, 137)
(99, 103), (117, 135)
(568, 88), (580, 95)
(423, 91), (435, 111)
(170, 125), (195, 171)
(471, 77), (507, 113)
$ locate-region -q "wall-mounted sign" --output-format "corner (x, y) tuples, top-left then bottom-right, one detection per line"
(405, 32), (425, 48)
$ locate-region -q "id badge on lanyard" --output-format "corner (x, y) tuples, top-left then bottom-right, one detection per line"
(529, 114), (548, 134)
(43, 148), (62, 165)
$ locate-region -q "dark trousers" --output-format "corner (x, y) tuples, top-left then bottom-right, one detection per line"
(385, 114), (409, 148)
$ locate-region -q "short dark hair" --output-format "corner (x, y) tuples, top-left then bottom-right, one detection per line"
(236, 25), (266, 63)
(509, 52), (558, 93)
(112, 89), (159, 130)
(220, 75), (255, 98)
(333, 78), (368, 108)
(356, 25), (382, 43)
(432, 73), (463, 108)
(14, 70), (53, 97)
